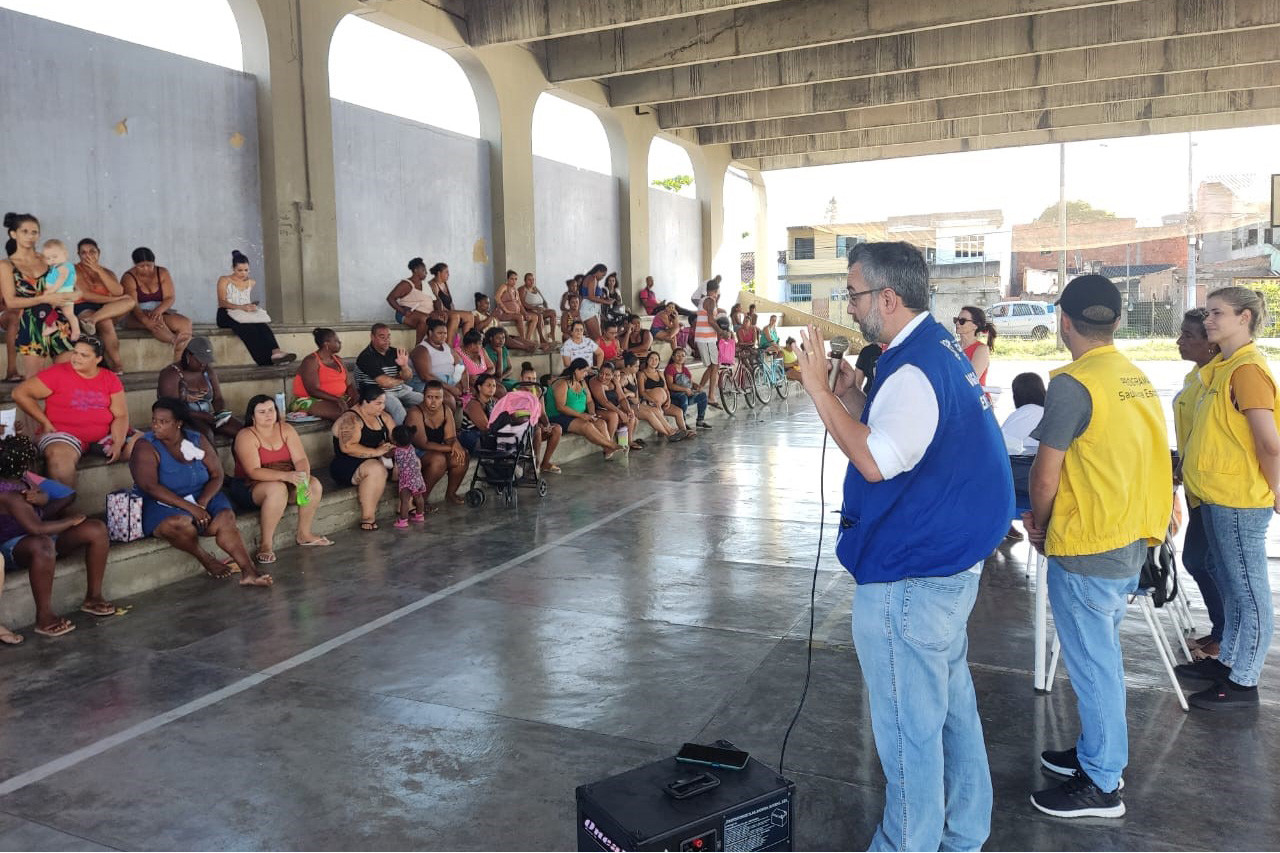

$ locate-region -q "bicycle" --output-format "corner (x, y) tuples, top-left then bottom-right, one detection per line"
(759, 351), (790, 402)
(719, 348), (759, 416)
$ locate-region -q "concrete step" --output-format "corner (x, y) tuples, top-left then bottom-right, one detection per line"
(0, 404), (734, 630)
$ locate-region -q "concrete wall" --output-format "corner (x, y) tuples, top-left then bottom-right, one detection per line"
(331, 100), (493, 322)
(0, 8), (262, 324)
(533, 157), (620, 288)
(647, 188), (702, 304)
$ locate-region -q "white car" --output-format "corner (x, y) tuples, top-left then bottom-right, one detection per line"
(987, 301), (1055, 339)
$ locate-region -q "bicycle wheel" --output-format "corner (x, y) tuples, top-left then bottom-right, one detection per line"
(737, 364), (757, 408)
(752, 364), (774, 405)
(773, 361), (789, 398)
(718, 366), (739, 415)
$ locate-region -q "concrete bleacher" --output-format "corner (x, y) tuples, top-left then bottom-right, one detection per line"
(0, 320), (729, 629)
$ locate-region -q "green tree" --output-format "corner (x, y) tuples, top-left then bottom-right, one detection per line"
(1034, 200), (1118, 223)
(651, 174), (694, 193)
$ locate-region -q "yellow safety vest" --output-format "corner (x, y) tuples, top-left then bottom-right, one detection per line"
(1046, 345), (1172, 557)
(1174, 365), (1207, 509)
(1183, 342), (1280, 509)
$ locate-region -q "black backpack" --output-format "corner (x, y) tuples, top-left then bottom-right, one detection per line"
(1138, 536), (1178, 607)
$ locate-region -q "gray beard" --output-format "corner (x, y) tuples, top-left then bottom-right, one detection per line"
(858, 305), (883, 344)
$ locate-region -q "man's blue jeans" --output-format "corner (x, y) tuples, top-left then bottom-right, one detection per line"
(1181, 504), (1224, 643)
(852, 571), (990, 852)
(1201, 504), (1274, 686)
(1046, 559), (1137, 793)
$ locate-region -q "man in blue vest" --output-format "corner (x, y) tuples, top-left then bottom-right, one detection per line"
(796, 242), (1013, 852)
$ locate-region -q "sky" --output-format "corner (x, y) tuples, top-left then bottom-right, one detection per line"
(6, 0), (1277, 256)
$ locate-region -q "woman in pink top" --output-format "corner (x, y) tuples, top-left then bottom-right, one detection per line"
(456, 328), (498, 401)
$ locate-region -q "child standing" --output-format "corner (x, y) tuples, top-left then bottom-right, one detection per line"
(391, 425), (427, 528)
(40, 239), (80, 341)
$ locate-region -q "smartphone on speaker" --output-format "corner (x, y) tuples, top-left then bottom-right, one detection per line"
(675, 742), (749, 771)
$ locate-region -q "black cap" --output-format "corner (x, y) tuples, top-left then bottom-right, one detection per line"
(1057, 274), (1122, 324)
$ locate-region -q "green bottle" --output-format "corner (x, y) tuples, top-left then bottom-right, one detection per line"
(295, 476), (310, 506)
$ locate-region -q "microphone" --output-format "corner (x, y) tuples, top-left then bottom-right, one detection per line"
(828, 335), (851, 391)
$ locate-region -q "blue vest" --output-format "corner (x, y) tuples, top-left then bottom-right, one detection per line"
(837, 314), (1014, 584)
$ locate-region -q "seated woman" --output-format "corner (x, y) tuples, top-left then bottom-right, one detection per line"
(638, 351), (694, 439)
(589, 361), (641, 449)
(561, 320), (603, 369)
(131, 398), (270, 586)
(157, 336), (242, 440)
(411, 318), (465, 408)
(215, 250), (295, 366)
(404, 380), (468, 507)
(1001, 372), (1046, 456)
(516, 362), (563, 473)
(595, 320), (625, 367)
(230, 394), (332, 565)
(73, 238), (137, 373)
(559, 294), (583, 342)
(470, 292), (498, 339)
(665, 348), (711, 431)
(12, 336), (131, 489)
(426, 262), (473, 345)
(519, 272), (557, 343)
(650, 303), (682, 347)
(758, 314), (782, 356)
(329, 385), (395, 530)
(782, 337), (801, 381)
(484, 327), (518, 391)
(619, 352), (678, 443)
(0, 434), (115, 638)
(475, 292), (535, 352)
(458, 373), (501, 454)
(623, 315), (652, 360)
(120, 247), (192, 362)
(494, 270), (547, 350)
(385, 257), (438, 345)
(291, 328), (357, 422)
(456, 329), (499, 399)
(546, 359), (623, 459)
(560, 277), (581, 314)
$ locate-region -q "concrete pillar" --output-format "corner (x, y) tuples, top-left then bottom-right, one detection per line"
(749, 169), (776, 301)
(689, 144), (734, 283)
(470, 46), (546, 282)
(602, 110), (658, 303)
(233, 0), (347, 324)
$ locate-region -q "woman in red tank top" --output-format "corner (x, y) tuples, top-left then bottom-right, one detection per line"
(955, 305), (996, 388)
(231, 394), (333, 563)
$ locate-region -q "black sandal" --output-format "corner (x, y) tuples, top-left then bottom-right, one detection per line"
(360, 519), (379, 531)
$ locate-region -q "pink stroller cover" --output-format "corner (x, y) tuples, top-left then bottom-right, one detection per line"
(489, 388), (543, 424)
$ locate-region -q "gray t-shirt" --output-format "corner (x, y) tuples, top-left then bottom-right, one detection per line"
(1031, 374), (1146, 580)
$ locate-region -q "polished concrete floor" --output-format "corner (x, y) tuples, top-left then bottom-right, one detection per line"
(0, 397), (1277, 851)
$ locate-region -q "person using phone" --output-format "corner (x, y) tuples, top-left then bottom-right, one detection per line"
(794, 242), (1012, 851)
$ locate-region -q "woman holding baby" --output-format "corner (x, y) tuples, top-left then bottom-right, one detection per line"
(1, 212), (78, 379)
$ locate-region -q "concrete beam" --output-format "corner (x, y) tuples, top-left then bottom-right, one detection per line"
(608, 0), (1280, 107)
(545, 0), (1138, 82)
(659, 25), (1280, 129)
(464, 0), (774, 46)
(743, 106), (1280, 171)
(700, 61), (1280, 147)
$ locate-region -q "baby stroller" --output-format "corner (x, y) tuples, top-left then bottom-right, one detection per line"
(464, 386), (548, 508)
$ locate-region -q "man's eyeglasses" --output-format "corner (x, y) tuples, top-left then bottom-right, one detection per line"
(953, 317), (974, 326)
(847, 286), (886, 302)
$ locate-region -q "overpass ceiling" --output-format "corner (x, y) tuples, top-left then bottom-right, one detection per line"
(461, 0), (1280, 170)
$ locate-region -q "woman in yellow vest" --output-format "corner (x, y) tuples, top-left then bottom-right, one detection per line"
(1173, 308), (1220, 659)
(1178, 287), (1280, 710)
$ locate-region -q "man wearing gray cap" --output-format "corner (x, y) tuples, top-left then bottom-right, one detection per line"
(1022, 274), (1172, 818)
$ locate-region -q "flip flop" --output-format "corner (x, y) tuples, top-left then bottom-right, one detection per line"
(296, 537), (333, 547)
(34, 619), (76, 638)
(80, 601), (117, 617)
(0, 629), (23, 645)
(540, 464), (562, 474)
(255, 551), (277, 565)
(360, 520), (379, 531)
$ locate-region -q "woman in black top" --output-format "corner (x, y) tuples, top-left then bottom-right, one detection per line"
(427, 262), (473, 345)
(404, 379), (469, 508)
(329, 385), (394, 530)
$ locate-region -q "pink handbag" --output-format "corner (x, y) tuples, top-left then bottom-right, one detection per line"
(717, 338), (736, 366)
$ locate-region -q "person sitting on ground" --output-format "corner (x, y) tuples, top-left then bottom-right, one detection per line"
(596, 320), (625, 367)
(73, 238), (136, 372)
(12, 336), (131, 490)
(40, 239), (81, 343)
(386, 257), (437, 345)
(1002, 372), (1046, 456)
(330, 385), (395, 530)
(456, 329), (499, 399)
(562, 319), (602, 369)
(120, 247), (193, 363)
(426, 262), (473, 344)
(215, 250), (295, 366)
(546, 358), (624, 459)
(623, 315), (653, 360)
(291, 327), (357, 422)
(560, 294), (583, 342)
(411, 318), (465, 407)
(519, 272), (557, 343)
(484, 327), (518, 391)
(665, 347), (711, 431)
(157, 336), (242, 440)
(458, 372), (501, 454)
(589, 361), (642, 449)
(391, 425), (428, 528)
(131, 398), (270, 586)
(516, 362), (563, 473)
(639, 350), (694, 439)
(495, 270), (547, 350)
(782, 337), (801, 381)
(404, 380), (468, 507)
(0, 434), (115, 639)
(637, 276), (661, 316)
(619, 352), (678, 442)
(354, 323), (421, 425)
(229, 394), (331, 565)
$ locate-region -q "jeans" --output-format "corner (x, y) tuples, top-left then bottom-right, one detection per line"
(1200, 504), (1274, 686)
(1046, 559), (1137, 793)
(380, 383), (424, 425)
(670, 390), (708, 422)
(852, 571), (990, 852)
(1182, 504), (1224, 643)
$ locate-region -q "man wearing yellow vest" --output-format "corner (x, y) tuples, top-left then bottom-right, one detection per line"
(1022, 275), (1172, 819)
